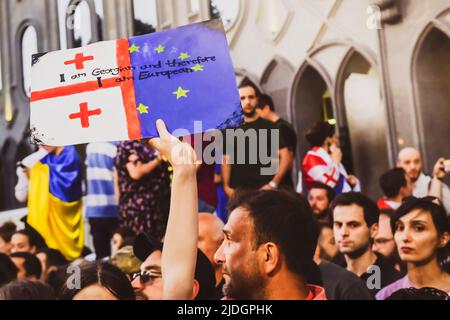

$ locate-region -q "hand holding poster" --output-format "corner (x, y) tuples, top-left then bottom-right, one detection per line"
(30, 19), (243, 146)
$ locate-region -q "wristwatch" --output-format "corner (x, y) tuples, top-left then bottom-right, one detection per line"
(269, 180), (278, 189)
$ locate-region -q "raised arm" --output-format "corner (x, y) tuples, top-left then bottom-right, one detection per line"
(126, 153), (162, 181)
(149, 120), (198, 300)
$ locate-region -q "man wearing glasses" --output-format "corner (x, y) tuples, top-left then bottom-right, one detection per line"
(132, 233), (216, 300)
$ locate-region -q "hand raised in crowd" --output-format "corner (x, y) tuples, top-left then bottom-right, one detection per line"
(330, 144), (343, 164)
(347, 174), (359, 188)
(148, 120), (198, 170)
(148, 119), (199, 300)
(433, 157), (447, 179)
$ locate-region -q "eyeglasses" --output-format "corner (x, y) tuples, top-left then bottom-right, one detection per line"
(131, 271), (162, 285)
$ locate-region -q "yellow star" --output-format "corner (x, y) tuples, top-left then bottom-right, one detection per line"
(155, 45), (165, 54)
(179, 52), (191, 60)
(136, 103), (149, 114)
(191, 64), (204, 72)
(129, 44), (140, 53)
(172, 87), (190, 100)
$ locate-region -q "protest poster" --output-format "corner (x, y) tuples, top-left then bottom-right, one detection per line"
(30, 19), (243, 146)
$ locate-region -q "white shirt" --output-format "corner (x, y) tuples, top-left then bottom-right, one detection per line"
(413, 173), (450, 215)
(14, 149), (49, 202)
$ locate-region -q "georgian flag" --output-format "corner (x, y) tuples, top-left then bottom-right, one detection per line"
(302, 147), (360, 195)
(30, 20), (242, 146)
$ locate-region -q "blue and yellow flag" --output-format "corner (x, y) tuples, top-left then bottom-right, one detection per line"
(27, 146), (84, 261)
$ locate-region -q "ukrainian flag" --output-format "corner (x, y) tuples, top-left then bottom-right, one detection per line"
(27, 146), (84, 261)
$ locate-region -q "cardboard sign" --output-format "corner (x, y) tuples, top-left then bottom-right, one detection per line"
(30, 19), (243, 146)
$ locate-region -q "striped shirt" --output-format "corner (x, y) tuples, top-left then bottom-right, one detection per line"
(85, 142), (118, 218)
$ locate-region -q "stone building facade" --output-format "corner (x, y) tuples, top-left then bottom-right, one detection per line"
(1, 0), (449, 210)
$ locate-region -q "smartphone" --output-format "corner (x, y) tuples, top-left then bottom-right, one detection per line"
(444, 159), (450, 173)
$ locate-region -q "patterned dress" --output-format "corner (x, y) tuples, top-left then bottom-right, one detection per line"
(115, 141), (171, 240)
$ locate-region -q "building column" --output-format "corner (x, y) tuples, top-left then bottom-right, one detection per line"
(102, 0), (134, 40)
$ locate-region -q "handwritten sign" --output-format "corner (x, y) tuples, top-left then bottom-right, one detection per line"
(30, 19), (243, 146)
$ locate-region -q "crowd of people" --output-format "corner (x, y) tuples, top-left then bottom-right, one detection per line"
(0, 81), (449, 300)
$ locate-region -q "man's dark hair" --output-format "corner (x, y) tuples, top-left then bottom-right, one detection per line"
(114, 227), (136, 249)
(46, 264), (71, 298)
(19, 218), (48, 249)
(10, 252), (42, 279)
(60, 261), (135, 300)
(331, 192), (380, 228)
(0, 253), (18, 287)
(0, 222), (17, 243)
(305, 121), (335, 147)
(228, 190), (319, 278)
(310, 182), (336, 202)
(36, 248), (68, 269)
(258, 94), (275, 111)
(238, 79), (262, 98)
(379, 168), (407, 198)
(13, 229), (38, 249)
(0, 280), (56, 300)
(195, 250), (216, 300)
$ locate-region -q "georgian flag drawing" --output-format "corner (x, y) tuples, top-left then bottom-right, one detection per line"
(30, 19), (243, 146)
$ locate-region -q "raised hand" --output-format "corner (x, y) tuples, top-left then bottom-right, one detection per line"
(148, 119), (198, 170)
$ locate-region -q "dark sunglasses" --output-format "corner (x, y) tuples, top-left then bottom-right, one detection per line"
(131, 271), (161, 284)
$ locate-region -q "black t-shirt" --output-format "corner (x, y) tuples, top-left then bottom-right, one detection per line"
(275, 118), (297, 156)
(319, 261), (373, 300)
(359, 254), (403, 297)
(225, 117), (286, 190)
(275, 119), (297, 189)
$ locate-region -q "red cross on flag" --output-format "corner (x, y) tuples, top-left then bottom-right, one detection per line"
(30, 39), (139, 146)
(30, 20), (244, 147)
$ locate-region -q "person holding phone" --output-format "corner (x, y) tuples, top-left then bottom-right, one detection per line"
(302, 121), (360, 196)
(397, 148), (450, 215)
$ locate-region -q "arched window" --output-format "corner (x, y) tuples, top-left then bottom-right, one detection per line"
(132, 0), (158, 36)
(72, 0), (92, 47)
(58, 0), (102, 49)
(93, 0), (104, 41)
(413, 26), (450, 176)
(21, 26), (38, 97)
(209, 0), (240, 30)
(189, 0), (200, 14)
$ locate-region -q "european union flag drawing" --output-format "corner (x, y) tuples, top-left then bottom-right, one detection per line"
(30, 19), (243, 146)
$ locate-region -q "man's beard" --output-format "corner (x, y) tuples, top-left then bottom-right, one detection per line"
(345, 240), (371, 260)
(314, 209), (331, 222)
(222, 262), (266, 300)
(243, 108), (257, 118)
(409, 170), (421, 183)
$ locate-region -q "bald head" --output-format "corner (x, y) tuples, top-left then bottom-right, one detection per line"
(198, 213), (224, 267)
(398, 147), (421, 161)
(397, 147), (422, 182)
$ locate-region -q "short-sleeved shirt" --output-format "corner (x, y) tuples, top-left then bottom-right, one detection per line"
(319, 261), (373, 300)
(225, 117), (286, 190)
(85, 142), (118, 219)
(275, 118), (297, 155)
(359, 254), (403, 297)
(375, 275), (413, 300)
